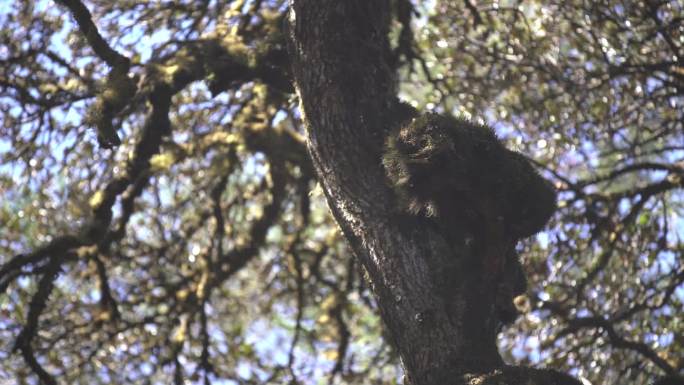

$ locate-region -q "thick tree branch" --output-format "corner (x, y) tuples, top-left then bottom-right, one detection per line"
(288, 1), (498, 383)
(288, 2), (580, 384)
(56, 0), (130, 68)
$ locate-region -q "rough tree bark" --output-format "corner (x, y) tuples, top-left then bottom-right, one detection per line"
(288, 1), (581, 384)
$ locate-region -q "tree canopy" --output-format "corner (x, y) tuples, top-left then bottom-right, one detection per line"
(1, 1), (682, 385)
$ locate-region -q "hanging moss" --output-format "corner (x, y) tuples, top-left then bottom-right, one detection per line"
(90, 67), (136, 148)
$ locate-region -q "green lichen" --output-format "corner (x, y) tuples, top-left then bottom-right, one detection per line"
(91, 67), (136, 148)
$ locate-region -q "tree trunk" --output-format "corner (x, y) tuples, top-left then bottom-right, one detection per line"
(288, 2), (580, 384)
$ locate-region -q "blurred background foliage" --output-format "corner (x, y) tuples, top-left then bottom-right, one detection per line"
(0, 0), (682, 384)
